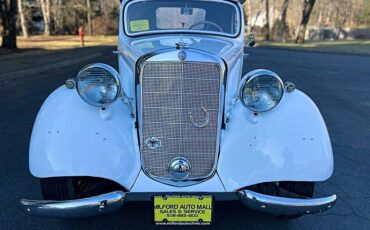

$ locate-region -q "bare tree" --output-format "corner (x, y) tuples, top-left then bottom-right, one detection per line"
(40, 0), (51, 36)
(251, 11), (261, 32)
(281, 0), (289, 43)
(247, 0), (253, 32)
(17, 0), (29, 38)
(0, 0), (18, 49)
(243, 2), (249, 33)
(54, 0), (64, 34)
(86, 0), (93, 36)
(270, 0), (276, 29)
(295, 0), (316, 43)
(264, 0), (270, 40)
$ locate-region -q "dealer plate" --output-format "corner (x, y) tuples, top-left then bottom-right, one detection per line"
(154, 195), (213, 225)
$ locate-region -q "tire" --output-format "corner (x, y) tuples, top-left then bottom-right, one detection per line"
(40, 177), (77, 200)
(40, 177), (124, 201)
(276, 182), (315, 220)
(279, 181), (315, 198)
(249, 181), (315, 220)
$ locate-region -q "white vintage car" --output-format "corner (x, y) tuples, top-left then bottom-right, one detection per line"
(21, 0), (336, 224)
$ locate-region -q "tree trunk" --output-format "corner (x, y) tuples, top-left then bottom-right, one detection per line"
(17, 0), (28, 38)
(271, 0), (275, 29)
(317, 8), (322, 28)
(54, 0), (64, 34)
(316, 8), (323, 40)
(247, 0), (252, 32)
(281, 0), (289, 43)
(251, 11), (261, 32)
(40, 0), (51, 36)
(0, 0), (18, 49)
(86, 0), (93, 36)
(243, 3), (248, 33)
(295, 0), (316, 43)
(264, 0), (270, 41)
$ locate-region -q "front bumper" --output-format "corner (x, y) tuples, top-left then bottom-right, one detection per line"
(20, 191), (125, 218)
(20, 190), (337, 218)
(240, 190), (337, 215)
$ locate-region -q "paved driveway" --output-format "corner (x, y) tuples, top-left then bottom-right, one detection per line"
(0, 46), (369, 229)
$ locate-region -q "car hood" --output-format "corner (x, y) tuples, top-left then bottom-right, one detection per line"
(120, 35), (244, 66)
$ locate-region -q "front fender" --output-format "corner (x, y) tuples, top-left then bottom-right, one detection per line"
(218, 90), (333, 191)
(29, 86), (141, 190)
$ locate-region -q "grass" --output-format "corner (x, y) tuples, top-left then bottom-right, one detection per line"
(258, 40), (370, 55)
(1, 35), (369, 56)
(17, 35), (117, 49)
(0, 35), (117, 55)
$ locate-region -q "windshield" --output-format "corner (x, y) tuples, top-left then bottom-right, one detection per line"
(124, 0), (241, 37)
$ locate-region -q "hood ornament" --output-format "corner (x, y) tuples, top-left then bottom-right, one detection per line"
(176, 42), (188, 50)
(176, 34), (188, 50)
(188, 107), (210, 128)
(169, 157), (191, 180)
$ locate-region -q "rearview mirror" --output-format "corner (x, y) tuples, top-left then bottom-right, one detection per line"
(181, 8), (193, 15)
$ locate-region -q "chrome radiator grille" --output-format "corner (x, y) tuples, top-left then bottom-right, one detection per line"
(140, 61), (222, 180)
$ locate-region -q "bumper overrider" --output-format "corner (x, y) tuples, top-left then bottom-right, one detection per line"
(20, 190), (337, 218)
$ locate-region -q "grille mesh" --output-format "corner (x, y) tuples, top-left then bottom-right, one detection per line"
(140, 62), (221, 179)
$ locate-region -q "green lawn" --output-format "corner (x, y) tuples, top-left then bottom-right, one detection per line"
(1, 36), (369, 56)
(0, 35), (117, 55)
(258, 40), (370, 55)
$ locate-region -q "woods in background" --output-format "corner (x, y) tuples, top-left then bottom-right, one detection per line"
(245, 0), (370, 43)
(1, 0), (120, 48)
(20, 0), (120, 36)
(1, 0), (370, 49)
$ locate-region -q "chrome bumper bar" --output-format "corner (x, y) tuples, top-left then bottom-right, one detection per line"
(20, 191), (125, 218)
(239, 190), (337, 215)
(20, 190), (336, 218)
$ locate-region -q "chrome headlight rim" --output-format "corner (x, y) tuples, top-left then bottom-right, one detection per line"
(239, 69), (284, 113)
(76, 63), (122, 107)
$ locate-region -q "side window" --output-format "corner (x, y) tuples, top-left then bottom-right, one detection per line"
(156, 7), (206, 30)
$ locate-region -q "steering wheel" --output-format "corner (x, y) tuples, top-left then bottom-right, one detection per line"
(189, 21), (224, 33)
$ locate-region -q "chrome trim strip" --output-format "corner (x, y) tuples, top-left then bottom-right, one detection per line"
(123, 0), (242, 38)
(19, 191), (125, 219)
(137, 48), (226, 187)
(239, 190), (337, 215)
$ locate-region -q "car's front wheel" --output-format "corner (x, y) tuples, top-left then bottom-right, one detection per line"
(249, 181), (315, 220)
(40, 177), (123, 200)
(40, 177), (76, 200)
(276, 181), (315, 220)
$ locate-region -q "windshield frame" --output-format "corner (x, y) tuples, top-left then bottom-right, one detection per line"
(123, 0), (242, 38)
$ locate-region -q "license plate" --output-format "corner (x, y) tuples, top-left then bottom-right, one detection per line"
(154, 195), (213, 225)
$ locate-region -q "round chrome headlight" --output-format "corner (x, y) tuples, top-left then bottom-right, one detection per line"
(239, 69), (284, 112)
(76, 63), (121, 107)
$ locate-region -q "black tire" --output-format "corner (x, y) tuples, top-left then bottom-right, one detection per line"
(40, 177), (125, 201)
(248, 181), (315, 220)
(276, 182), (315, 220)
(279, 181), (315, 198)
(40, 177), (77, 200)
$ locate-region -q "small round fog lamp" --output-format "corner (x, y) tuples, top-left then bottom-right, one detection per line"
(65, 79), (76, 89)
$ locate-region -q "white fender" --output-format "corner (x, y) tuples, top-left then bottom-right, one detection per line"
(29, 86), (141, 190)
(218, 90), (334, 192)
